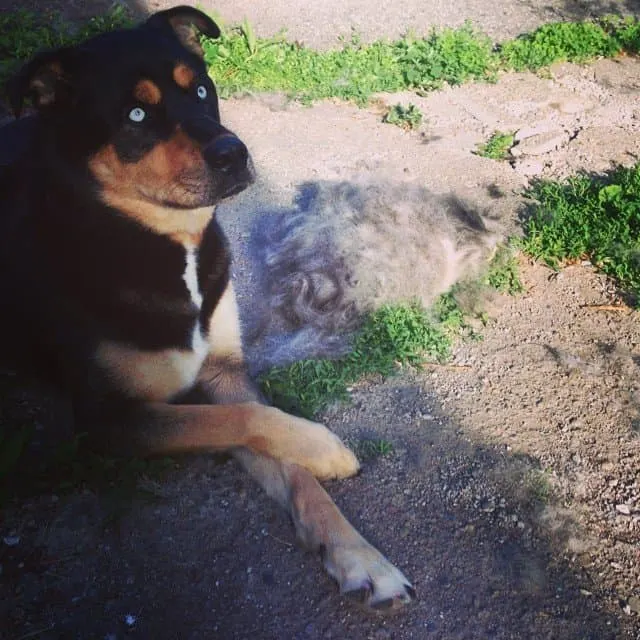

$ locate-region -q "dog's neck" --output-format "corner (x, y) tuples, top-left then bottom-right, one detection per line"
(96, 192), (215, 247)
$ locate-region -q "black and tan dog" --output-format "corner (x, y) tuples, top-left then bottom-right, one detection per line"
(0, 6), (414, 609)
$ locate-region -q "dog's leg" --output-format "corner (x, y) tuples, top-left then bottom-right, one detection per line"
(90, 401), (358, 481)
(203, 283), (415, 609)
(235, 450), (415, 609)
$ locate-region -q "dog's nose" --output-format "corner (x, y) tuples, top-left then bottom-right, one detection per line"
(204, 134), (249, 173)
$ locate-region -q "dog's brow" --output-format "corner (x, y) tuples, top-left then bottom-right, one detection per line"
(173, 64), (195, 90)
(133, 79), (162, 104)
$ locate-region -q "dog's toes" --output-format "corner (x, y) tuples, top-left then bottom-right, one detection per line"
(292, 418), (360, 480)
(318, 432), (361, 480)
(327, 539), (415, 613)
(258, 408), (360, 479)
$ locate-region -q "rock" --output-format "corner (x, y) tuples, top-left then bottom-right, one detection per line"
(628, 596), (640, 614)
(616, 504), (631, 515)
(551, 98), (593, 114)
(511, 129), (570, 157)
(512, 158), (545, 176)
(514, 122), (558, 142)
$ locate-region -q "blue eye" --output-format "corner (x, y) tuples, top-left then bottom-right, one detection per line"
(129, 107), (146, 122)
(196, 85), (207, 100)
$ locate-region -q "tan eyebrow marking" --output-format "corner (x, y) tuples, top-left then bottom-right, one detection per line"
(133, 79), (162, 104)
(173, 63), (195, 90)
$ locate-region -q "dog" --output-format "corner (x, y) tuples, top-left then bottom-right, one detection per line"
(0, 6), (414, 610)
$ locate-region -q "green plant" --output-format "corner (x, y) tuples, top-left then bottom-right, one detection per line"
(202, 16), (640, 102)
(3, 11), (640, 106)
(486, 245), (524, 294)
(475, 131), (515, 160)
(521, 164), (640, 302)
(260, 299), (456, 417)
(526, 468), (554, 504)
(347, 438), (394, 461)
(0, 7), (133, 87)
(0, 424), (33, 481)
(383, 103), (423, 129)
(203, 25), (404, 104)
(603, 15), (640, 51)
(499, 21), (621, 71)
(393, 22), (497, 91)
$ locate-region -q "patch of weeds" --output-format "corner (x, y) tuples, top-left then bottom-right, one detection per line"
(383, 103), (423, 130)
(521, 164), (640, 303)
(0, 7), (133, 87)
(486, 245), (524, 295)
(260, 299), (456, 417)
(433, 290), (482, 339)
(499, 21), (621, 71)
(392, 22), (497, 91)
(0, 424), (34, 504)
(347, 438), (395, 461)
(3, 10), (640, 106)
(526, 468), (554, 505)
(475, 131), (515, 160)
(203, 16), (640, 103)
(0, 423), (177, 508)
(204, 26), (404, 104)
(603, 15), (640, 52)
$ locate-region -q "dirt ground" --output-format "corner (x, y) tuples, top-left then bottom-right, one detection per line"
(1, 2), (640, 639)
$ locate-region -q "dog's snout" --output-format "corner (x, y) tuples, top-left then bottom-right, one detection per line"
(204, 134), (249, 173)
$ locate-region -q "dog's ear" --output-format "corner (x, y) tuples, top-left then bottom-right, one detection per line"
(146, 6), (221, 57)
(7, 48), (78, 117)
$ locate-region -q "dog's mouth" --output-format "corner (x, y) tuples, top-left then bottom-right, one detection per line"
(217, 165), (254, 201)
(147, 159), (254, 208)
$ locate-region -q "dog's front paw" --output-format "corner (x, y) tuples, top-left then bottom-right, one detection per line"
(324, 537), (415, 612)
(250, 406), (360, 480)
(286, 415), (360, 480)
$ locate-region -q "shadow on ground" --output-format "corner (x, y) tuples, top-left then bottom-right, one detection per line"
(546, 0), (640, 19)
(0, 373), (628, 639)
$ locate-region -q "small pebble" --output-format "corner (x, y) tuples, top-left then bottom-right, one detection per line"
(628, 596), (640, 614)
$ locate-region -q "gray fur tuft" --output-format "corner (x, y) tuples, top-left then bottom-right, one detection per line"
(242, 180), (499, 372)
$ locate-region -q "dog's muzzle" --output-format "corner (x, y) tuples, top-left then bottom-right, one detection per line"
(204, 132), (253, 198)
(204, 133), (249, 174)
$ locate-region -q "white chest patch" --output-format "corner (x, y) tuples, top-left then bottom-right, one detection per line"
(183, 245), (203, 309)
(182, 245), (208, 359)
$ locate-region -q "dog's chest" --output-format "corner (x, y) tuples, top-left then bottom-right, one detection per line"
(95, 244), (211, 402)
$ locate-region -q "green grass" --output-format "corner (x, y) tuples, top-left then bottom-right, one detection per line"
(259, 295), (472, 418)
(525, 468), (554, 505)
(383, 103), (423, 129)
(203, 16), (640, 103)
(499, 21), (622, 71)
(475, 131), (515, 160)
(486, 245), (525, 294)
(2, 11), (639, 105)
(347, 438), (394, 461)
(0, 7), (133, 86)
(0, 423), (178, 508)
(521, 164), (640, 303)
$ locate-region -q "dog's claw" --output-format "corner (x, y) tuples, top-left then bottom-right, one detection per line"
(343, 581), (374, 604)
(327, 539), (415, 613)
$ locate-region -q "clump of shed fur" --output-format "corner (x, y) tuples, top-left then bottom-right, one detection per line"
(246, 180), (498, 370)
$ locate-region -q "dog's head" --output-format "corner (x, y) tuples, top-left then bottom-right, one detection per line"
(8, 6), (253, 213)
